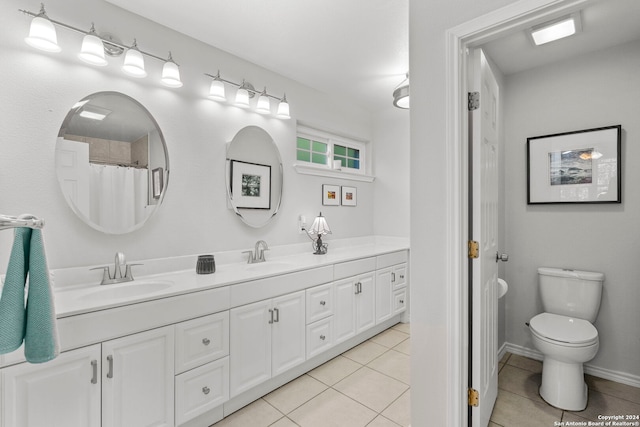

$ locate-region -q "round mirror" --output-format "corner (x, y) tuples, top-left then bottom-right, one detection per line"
(226, 126), (283, 228)
(56, 92), (169, 234)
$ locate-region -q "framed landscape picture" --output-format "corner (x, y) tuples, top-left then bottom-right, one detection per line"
(230, 160), (271, 209)
(527, 125), (621, 204)
(341, 186), (357, 206)
(322, 184), (340, 206)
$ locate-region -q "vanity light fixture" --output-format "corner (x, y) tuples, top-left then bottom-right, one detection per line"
(529, 13), (581, 46)
(205, 71), (291, 119)
(19, 5), (183, 88)
(161, 52), (183, 88)
(393, 73), (410, 109)
(305, 212), (331, 255)
(78, 23), (107, 66)
(24, 4), (60, 53)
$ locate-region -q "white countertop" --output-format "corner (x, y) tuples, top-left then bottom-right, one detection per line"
(53, 237), (409, 318)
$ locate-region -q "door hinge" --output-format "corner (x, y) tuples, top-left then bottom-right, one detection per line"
(468, 388), (479, 407)
(468, 92), (480, 111)
(468, 240), (480, 259)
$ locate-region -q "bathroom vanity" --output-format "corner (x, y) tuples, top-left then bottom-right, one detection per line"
(0, 241), (409, 427)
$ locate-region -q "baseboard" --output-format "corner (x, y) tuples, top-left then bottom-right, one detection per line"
(498, 341), (508, 361)
(504, 342), (640, 388)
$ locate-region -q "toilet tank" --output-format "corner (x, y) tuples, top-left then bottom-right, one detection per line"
(538, 267), (604, 322)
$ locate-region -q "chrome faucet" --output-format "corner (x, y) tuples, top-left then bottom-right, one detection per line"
(90, 252), (142, 285)
(243, 240), (269, 264)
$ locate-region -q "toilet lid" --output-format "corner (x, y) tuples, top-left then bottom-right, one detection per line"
(530, 313), (598, 344)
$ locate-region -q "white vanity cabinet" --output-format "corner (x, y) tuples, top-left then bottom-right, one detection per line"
(333, 272), (376, 345)
(102, 325), (175, 427)
(1, 344), (101, 427)
(229, 290), (306, 397)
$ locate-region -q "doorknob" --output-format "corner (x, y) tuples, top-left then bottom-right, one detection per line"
(496, 252), (509, 262)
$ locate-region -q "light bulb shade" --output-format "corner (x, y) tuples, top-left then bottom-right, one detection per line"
(235, 87), (250, 108)
(256, 94), (271, 114)
(122, 47), (147, 78)
(25, 16), (61, 52)
(393, 76), (410, 109)
(310, 213), (331, 236)
(78, 33), (107, 66)
(209, 80), (226, 101)
(276, 98), (290, 119)
(161, 61), (182, 88)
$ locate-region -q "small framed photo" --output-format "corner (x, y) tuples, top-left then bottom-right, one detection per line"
(230, 160), (271, 209)
(152, 167), (163, 199)
(527, 125), (621, 204)
(341, 186), (357, 206)
(322, 184), (340, 206)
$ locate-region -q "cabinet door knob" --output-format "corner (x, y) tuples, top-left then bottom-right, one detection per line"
(106, 355), (114, 379)
(392, 272), (396, 282)
(91, 359), (98, 384)
(274, 307), (280, 323)
(400, 274), (405, 279)
(320, 335), (326, 340)
(320, 300), (326, 306)
(202, 338), (211, 346)
(400, 299), (405, 304)
(202, 386), (210, 395)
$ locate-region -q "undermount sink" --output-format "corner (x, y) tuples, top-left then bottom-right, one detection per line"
(79, 280), (174, 302)
(244, 262), (296, 273)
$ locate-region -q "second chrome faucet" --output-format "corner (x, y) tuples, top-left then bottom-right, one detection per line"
(91, 252), (142, 285)
(243, 240), (269, 264)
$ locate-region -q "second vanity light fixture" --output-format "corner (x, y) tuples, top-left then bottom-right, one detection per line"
(205, 71), (291, 119)
(21, 4), (183, 87)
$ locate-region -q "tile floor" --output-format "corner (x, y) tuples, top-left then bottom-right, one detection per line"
(211, 322), (411, 427)
(211, 325), (640, 427)
(491, 353), (640, 427)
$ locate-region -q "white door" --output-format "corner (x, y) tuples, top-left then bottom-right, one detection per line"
(356, 273), (376, 332)
(102, 326), (175, 427)
(272, 291), (306, 376)
(333, 278), (357, 344)
(229, 299), (272, 397)
(1, 345), (101, 427)
(470, 48), (500, 427)
(55, 138), (90, 219)
(375, 268), (394, 324)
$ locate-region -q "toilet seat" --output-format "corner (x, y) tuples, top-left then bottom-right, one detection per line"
(530, 313), (598, 346)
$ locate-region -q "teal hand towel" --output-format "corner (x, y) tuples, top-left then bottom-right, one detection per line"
(0, 227), (59, 363)
(0, 228), (30, 353)
(24, 228), (60, 363)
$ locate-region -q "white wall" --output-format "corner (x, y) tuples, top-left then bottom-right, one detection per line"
(0, 0), (379, 271)
(503, 39), (640, 380)
(372, 107), (410, 237)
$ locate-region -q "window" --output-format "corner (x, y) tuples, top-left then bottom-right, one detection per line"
(296, 125), (367, 176)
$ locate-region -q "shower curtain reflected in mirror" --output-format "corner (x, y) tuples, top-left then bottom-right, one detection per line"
(89, 164), (148, 232)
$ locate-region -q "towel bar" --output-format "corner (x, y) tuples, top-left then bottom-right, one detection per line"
(0, 214), (45, 231)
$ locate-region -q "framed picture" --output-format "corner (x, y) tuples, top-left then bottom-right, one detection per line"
(527, 125), (621, 204)
(230, 160), (271, 209)
(152, 167), (163, 199)
(341, 186), (357, 206)
(322, 184), (340, 206)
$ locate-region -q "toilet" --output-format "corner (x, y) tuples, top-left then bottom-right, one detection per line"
(529, 267), (604, 411)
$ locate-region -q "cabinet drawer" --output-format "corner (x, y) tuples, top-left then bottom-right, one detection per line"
(392, 264), (407, 290)
(393, 288), (407, 315)
(306, 317), (333, 359)
(306, 283), (333, 324)
(175, 357), (229, 425)
(175, 311), (229, 374)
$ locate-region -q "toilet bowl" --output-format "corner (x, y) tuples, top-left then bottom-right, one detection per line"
(530, 312), (599, 410)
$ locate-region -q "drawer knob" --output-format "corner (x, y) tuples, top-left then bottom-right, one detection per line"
(320, 300), (326, 306)
(202, 386), (210, 395)
(202, 338), (211, 346)
(400, 275), (405, 279)
(400, 299), (405, 304)
(320, 335), (326, 340)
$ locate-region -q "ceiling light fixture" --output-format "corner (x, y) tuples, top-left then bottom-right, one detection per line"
(393, 73), (410, 109)
(205, 72), (291, 119)
(529, 13), (581, 46)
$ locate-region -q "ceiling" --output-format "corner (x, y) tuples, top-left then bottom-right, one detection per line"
(104, 0), (640, 112)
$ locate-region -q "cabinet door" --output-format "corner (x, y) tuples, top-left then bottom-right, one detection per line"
(175, 357), (229, 425)
(272, 291), (306, 376)
(306, 282), (333, 324)
(1, 345), (101, 427)
(376, 268), (394, 324)
(393, 288), (408, 315)
(392, 264), (407, 290)
(356, 273), (376, 332)
(102, 326), (174, 427)
(306, 317), (333, 359)
(333, 278), (357, 344)
(229, 299), (272, 397)
(175, 311), (229, 374)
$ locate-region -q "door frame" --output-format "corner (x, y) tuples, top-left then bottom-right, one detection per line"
(443, 0), (590, 425)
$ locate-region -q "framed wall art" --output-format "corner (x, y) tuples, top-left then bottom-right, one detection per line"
(341, 186), (357, 206)
(322, 184), (340, 206)
(527, 125), (621, 204)
(230, 160), (271, 209)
